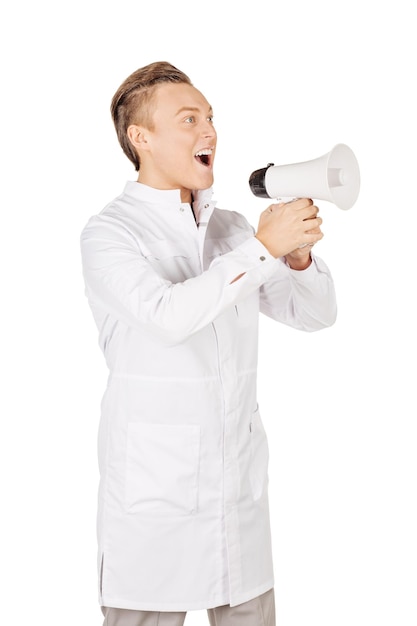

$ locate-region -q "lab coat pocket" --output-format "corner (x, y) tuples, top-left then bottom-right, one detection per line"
(249, 408), (269, 500)
(125, 422), (200, 515)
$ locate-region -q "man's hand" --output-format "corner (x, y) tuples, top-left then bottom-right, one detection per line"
(255, 198), (323, 268)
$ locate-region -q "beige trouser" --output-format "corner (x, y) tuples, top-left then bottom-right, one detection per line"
(102, 588), (275, 625)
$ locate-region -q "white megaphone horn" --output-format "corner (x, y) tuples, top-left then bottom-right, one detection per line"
(249, 143), (360, 210)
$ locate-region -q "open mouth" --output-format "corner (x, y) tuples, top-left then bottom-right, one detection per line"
(195, 148), (213, 167)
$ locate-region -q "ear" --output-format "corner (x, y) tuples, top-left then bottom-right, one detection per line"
(127, 124), (151, 152)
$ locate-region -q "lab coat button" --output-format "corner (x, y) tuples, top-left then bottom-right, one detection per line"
(259, 256), (266, 261)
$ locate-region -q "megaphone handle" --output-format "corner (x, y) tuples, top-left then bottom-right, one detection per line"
(276, 197), (313, 249)
(277, 196), (298, 204)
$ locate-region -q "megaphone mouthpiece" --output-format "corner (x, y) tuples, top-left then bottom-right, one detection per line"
(249, 144), (360, 210)
(248, 163), (275, 199)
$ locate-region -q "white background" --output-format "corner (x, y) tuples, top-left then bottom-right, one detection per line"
(1, 1), (416, 624)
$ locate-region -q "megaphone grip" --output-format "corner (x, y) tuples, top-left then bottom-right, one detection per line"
(277, 197), (298, 204)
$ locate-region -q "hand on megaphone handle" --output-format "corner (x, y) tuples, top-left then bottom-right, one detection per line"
(282, 197), (322, 250)
(277, 197), (312, 247)
(255, 197), (323, 261)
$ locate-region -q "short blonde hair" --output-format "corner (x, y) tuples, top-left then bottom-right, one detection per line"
(110, 61), (192, 171)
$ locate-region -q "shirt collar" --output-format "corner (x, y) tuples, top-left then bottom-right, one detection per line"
(123, 181), (215, 209)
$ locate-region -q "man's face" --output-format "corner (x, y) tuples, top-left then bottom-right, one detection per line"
(137, 82), (217, 201)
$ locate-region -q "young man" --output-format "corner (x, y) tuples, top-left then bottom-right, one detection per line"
(80, 61), (337, 626)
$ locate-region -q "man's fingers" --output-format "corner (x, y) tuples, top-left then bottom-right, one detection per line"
(305, 217), (322, 232)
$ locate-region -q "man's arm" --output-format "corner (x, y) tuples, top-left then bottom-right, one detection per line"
(81, 217), (282, 346)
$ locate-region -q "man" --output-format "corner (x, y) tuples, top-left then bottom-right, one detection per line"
(80, 61), (337, 626)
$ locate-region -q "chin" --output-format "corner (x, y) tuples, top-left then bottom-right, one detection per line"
(185, 167), (214, 192)
(197, 174), (214, 190)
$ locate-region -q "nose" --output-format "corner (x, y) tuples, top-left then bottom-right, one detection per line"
(202, 119), (216, 139)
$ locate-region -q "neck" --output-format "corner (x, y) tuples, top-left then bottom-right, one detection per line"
(180, 189), (192, 203)
(136, 173), (192, 204)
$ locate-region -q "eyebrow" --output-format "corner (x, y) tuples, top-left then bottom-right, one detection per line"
(175, 105), (213, 116)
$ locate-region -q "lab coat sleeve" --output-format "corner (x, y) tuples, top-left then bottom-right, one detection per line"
(259, 253), (337, 331)
(80, 215), (288, 345)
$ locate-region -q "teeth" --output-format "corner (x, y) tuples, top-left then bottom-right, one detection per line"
(195, 149), (213, 157)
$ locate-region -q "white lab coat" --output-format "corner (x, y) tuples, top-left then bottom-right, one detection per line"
(80, 181), (336, 612)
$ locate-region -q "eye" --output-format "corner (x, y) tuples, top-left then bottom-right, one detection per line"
(184, 116), (195, 123)
(207, 115), (214, 123)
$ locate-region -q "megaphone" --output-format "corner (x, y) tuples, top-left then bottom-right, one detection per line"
(249, 143), (360, 210)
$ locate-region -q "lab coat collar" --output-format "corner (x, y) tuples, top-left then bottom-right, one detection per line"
(123, 181), (215, 208)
